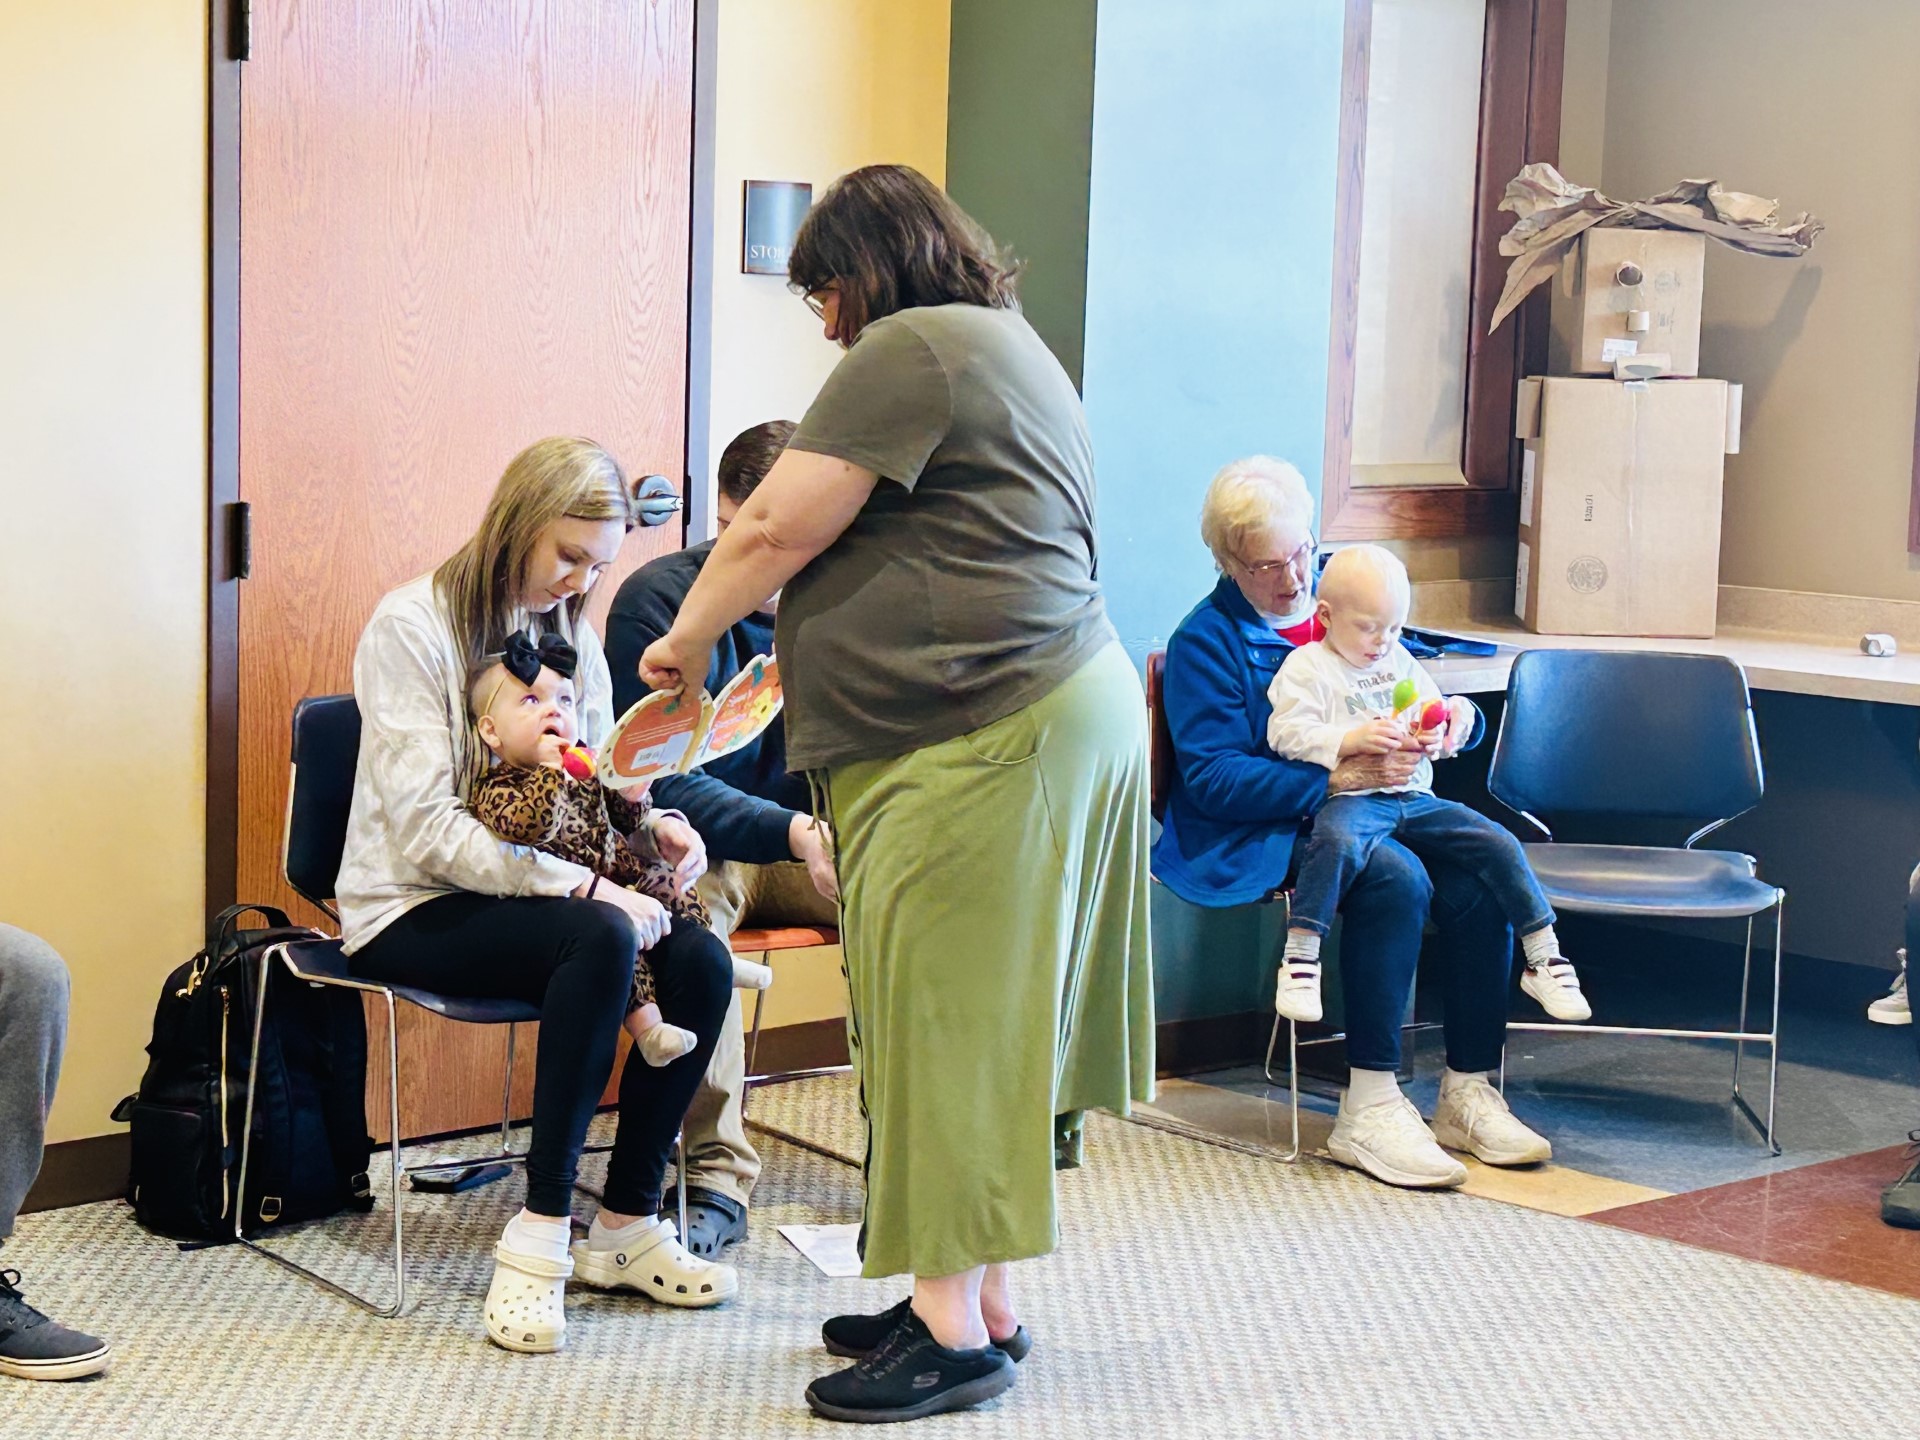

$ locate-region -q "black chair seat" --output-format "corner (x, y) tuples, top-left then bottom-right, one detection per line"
(279, 938), (542, 1026)
(1522, 843), (1782, 920)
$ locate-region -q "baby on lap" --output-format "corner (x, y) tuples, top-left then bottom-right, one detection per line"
(1266, 545), (1590, 1027)
(465, 631), (769, 1066)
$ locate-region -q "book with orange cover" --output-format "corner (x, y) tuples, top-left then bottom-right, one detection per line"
(599, 654), (784, 786)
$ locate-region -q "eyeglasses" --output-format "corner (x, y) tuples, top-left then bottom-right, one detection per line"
(803, 287), (836, 319)
(1237, 539), (1317, 579)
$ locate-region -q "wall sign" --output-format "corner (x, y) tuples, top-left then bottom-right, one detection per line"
(742, 180), (812, 275)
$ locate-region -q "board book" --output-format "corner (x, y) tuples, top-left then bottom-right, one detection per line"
(600, 653), (783, 786)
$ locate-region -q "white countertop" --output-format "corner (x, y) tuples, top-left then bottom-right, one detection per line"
(1421, 616), (1920, 707)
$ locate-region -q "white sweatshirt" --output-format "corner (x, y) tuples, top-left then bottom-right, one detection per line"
(337, 574), (613, 952)
(1265, 640), (1445, 795)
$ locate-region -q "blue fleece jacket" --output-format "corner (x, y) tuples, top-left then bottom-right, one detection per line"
(603, 542), (808, 866)
(1150, 575), (1484, 908)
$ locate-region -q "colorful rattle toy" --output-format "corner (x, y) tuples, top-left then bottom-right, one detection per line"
(1390, 679), (1451, 742)
(560, 743), (597, 781)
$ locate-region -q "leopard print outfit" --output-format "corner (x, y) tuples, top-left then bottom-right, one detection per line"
(471, 764), (711, 1011)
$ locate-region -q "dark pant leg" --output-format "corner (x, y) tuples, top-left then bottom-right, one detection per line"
(601, 921), (734, 1215)
(1423, 854), (1515, 1074)
(1290, 794), (1405, 936)
(351, 893), (637, 1217)
(1907, 864), (1920, 1075)
(1393, 794), (1555, 937)
(1327, 838), (1433, 1071)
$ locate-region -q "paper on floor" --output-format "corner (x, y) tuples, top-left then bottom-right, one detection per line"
(778, 1223), (863, 1278)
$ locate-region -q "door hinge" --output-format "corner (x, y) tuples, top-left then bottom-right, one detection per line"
(232, 0), (252, 62)
(230, 501), (252, 580)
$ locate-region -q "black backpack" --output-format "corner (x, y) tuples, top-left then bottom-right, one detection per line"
(115, 904), (374, 1242)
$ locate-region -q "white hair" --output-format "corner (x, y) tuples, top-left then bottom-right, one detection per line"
(1198, 456), (1314, 571)
(1318, 544), (1410, 620)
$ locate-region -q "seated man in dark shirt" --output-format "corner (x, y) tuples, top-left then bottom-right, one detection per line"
(603, 420), (837, 1258)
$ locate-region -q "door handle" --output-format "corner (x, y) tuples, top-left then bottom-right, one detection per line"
(634, 475), (683, 528)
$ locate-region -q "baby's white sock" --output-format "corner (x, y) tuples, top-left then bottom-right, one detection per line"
(1346, 1067), (1401, 1111)
(732, 955), (774, 990)
(503, 1209), (572, 1262)
(1440, 1067), (1491, 1095)
(1283, 930), (1323, 966)
(637, 1022), (699, 1067)
(588, 1210), (663, 1253)
(1520, 924), (1562, 970)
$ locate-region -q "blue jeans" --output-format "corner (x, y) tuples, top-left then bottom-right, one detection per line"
(1293, 791), (1554, 943)
(1324, 840), (1513, 1073)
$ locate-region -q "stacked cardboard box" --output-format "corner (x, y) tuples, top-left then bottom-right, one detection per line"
(1515, 230), (1742, 638)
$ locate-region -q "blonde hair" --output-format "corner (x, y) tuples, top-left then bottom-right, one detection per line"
(1317, 544), (1410, 621)
(434, 437), (636, 674)
(1198, 456), (1315, 571)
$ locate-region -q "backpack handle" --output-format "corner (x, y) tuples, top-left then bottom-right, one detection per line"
(207, 903), (293, 955)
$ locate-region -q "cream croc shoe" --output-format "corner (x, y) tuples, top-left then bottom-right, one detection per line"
(483, 1241), (573, 1353)
(570, 1219), (737, 1308)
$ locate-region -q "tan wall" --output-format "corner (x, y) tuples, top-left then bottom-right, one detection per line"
(703, 0), (951, 521)
(0, 3), (208, 1144)
(1598, 0), (1920, 600)
(705, 0), (949, 1029)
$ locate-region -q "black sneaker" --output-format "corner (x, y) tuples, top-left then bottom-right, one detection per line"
(0, 1270), (111, 1381)
(822, 1297), (1033, 1363)
(658, 1186), (748, 1258)
(1883, 1131), (1920, 1230)
(806, 1308), (1016, 1423)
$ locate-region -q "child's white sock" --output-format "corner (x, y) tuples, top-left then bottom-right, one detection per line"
(587, 1210), (663, 1253)
(1347, 1067), (1401, 1110)
(731, 954), (774, 990)
(1440, 1067), (1491, 1095)
(637, 1022), (698, 1067)
(1283, 930), (1323, 966)
(1520, 924), (1562, 971)
(503, 1208), (572, 1262)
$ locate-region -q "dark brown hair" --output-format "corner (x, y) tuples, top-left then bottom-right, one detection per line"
(787, 164), (1020, 345)
(716, 420), (798, 505)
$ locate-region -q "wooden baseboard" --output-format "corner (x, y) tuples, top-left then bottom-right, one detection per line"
(21, 1133), (129, 1215)
(21, 1016), (1271, 1217)
(750, 1016), (849, 1075)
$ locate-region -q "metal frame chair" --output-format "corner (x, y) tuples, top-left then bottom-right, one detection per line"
(236, 694), (682, 1318)
(1487, 649), (1786, 1153)
(1145, 653), (1330, 1160)
(739, 923), (845, 1108)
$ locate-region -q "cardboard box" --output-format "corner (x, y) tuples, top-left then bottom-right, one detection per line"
(1549, 229), (1706, 377)
(1514, 377), (1742, 637)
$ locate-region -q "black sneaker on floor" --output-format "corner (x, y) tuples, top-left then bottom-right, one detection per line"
(658, 1186), (748, 1258)
(806, 1309), (1016, 1423)
(0, 1269), (111, 1382)
(822, 1297), (1033, 1363)
(1883, 1131), (1920, 1230)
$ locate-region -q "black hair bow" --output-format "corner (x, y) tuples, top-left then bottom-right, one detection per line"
(502, 629), (579, 684)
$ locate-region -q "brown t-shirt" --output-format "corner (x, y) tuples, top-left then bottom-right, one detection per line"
(778, 303), (1116, 771)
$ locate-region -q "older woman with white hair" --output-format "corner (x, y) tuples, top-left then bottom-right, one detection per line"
(1153, 457), (1551, 1190)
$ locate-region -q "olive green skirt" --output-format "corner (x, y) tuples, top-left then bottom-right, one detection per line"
(823, 640), (1155, 1279)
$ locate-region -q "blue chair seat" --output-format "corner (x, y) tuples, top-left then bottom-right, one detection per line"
(279, 938), (542, 1026)
(1522, 843), (1782, 920)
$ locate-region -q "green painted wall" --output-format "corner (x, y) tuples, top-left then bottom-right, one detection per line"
(945, 0), (1097, 386)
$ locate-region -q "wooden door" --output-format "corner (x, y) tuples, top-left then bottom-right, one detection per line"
(238, 0), (694, 1140)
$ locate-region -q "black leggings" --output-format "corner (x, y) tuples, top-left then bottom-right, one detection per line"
(350, 893), (732, 1217)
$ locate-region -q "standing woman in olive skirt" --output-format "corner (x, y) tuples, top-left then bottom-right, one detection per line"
(642, 164), (1153, 1425)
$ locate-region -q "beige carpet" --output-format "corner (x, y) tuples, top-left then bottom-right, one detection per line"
(7, 1074), (1918, 1439)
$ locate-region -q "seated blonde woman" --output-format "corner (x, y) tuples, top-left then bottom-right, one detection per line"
(1151, 456), (1553, 1188)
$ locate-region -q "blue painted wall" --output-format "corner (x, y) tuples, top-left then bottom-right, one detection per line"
(1080, 0), (1346, 666)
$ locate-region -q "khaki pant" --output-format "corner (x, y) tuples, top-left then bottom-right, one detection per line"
(687, 858), (839, 1207)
